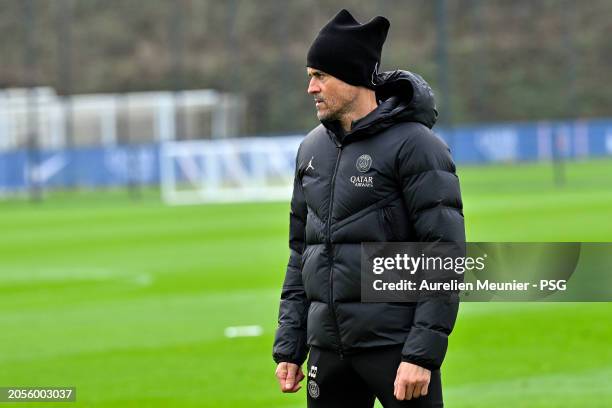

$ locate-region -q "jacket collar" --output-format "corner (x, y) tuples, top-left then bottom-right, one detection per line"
(322, 70), (438, 145)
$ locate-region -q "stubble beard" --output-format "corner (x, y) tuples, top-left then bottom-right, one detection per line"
(316, 95), (356, 124)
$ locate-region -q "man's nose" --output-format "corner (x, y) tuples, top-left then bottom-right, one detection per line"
(307, 78), (320, 94)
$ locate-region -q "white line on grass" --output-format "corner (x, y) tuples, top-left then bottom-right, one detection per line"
(224, 325), (263, 338)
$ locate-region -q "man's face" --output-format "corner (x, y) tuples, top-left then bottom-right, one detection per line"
(307, 68), (359, 122)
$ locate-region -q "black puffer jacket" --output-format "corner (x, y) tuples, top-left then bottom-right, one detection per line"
(273, 70), (465, 370)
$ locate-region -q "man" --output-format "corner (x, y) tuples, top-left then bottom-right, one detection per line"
(273, 9), (465, 407)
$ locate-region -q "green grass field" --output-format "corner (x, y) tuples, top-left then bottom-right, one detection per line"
(1, 159), (611, 407)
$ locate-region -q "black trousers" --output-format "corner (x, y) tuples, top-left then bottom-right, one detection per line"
(305, 345), (443, 408)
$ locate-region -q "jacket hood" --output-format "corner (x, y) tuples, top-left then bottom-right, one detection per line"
(374, 70), (438, 129)
(322, 70), (438, 142)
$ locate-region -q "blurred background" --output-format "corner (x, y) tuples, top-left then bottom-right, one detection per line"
(0, 0), (611, 407)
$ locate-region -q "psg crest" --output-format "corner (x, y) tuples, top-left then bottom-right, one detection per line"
(307, 379), (320, 399)
(356, 154), (372, 172)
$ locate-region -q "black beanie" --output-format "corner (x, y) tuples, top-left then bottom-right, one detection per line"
(307, 9), (390, 89)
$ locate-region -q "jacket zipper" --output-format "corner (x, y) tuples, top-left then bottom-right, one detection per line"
(327, 142), (344, 359)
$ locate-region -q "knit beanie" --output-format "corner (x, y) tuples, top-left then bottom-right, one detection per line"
(307, 9), (390, 89)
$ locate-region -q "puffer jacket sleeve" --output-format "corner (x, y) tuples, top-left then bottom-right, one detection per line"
(272, 149), (310, 366)
(397, 125), (465, 370)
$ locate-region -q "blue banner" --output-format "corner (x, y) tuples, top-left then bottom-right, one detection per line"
(1, 119), (611, 193)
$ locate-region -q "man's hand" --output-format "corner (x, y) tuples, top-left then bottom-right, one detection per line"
(275, 362), (305, 393)
(394, 361), (431, 400)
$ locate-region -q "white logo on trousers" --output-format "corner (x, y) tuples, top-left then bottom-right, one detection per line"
(309, 365), (318, 379)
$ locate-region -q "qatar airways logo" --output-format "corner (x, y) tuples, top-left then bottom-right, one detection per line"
(350, 175), (373, 188)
